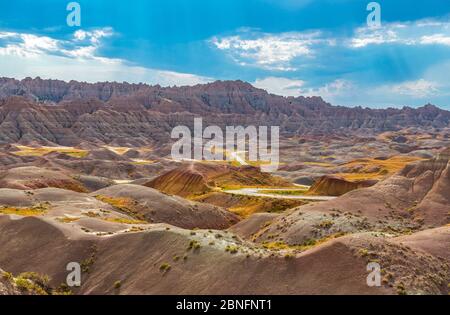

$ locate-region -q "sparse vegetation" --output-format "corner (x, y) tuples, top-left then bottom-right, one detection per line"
(14, 272), (52, 295)
(81, 245), (98, 273)
(53, 283), (73, 295)
(259, 189), (308, 196)
(12, 145), (88, 158)
(104, 217), (147, 225)
(84, 211), (101, 218)
(56, 216), (80, 223)
(187, 240), (201, 251)
(334, 156), (424, 181)
(396, 283), (407, 295)
(225, 245), (239, 254)
(315, 220), (334, 229)
(160, 263), (171, 272)
(359, 249), (369, 257)
(95, 195), (146, 221)
(284, 253), (294, 259)
(0, 204), (48, 216)
(2, 271), (13, 281)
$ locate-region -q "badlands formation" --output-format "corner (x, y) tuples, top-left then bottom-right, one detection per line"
(0, 77), (449, 295)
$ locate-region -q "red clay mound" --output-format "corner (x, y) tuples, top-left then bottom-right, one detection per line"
(0, 166), (87, 193)
(146, 165), (212, 197)
(307, 175), (377, 196)
(146, 162), (290, 197)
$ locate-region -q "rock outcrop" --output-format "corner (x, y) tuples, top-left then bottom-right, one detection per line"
(307, 175), (377, 196)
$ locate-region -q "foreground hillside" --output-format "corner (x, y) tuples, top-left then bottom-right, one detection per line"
(0, 214), (448, 295)
(0, 150), (448, 295)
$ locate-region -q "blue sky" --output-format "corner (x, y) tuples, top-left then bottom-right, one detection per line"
(0, 0), (449, 108)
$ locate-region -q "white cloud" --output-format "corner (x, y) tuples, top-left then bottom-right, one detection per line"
(0, 28), (212, 86)
(420, 34), (450, 46)
(212, 31), (327, 71)
(388, 79), (440, 98)
(251, 77), (354, 101)
(212, 18), (450, 72)
(0, 28), (111, 60)
(73, 28), (113, 44)
(253, 77), (305, 96)
(0, 33), (59, 57)
(301, 79), (354, 102)
(350, 19), (450, 48)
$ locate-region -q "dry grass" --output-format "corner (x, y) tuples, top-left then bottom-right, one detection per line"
(228, 197), (304, 218)
(56, 217), (80, 223)
(258, 189), (308, 196)
(302, 161), (334, 167)
(103, 217), (147, 225)
(0, 205), (47, 216)
(13, 145), (88, 158)
(95, 195), (146, 221)
(335, 156), (424, 181)
(130, 159), (155, 165)
(95, 195), (132, 209)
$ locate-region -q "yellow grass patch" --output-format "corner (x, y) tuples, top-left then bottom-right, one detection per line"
(302, 161), (334, 167)
(229, 203), (263, 218)
(13, 145), (88, 158)
(94, 195), (146, 221)
(103, 217), (147, 225)
(95, 195), (132, 209)
(130, 159), (155, 165)
(336, 156), (424, 181)
(258, 189), (308, 196)
(56, 217), (80, 223)
(227, 196), (305, 218)
(0, 205), (47, 216)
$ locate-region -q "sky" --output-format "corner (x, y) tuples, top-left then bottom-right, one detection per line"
(0, 0), (449, 109)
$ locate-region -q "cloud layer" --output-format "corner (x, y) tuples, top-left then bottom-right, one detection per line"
(211, 18), (450, 107)
(0, 28), (212, 86)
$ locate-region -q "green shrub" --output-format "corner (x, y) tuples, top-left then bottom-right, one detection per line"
(159, 263), (171, 272)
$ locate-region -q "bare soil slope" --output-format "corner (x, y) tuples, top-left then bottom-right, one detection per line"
(245, 149), (450, 245)
(0, 215), (447, 295)
(92, 184), (239, 229)
(0, 166), (87, 192)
